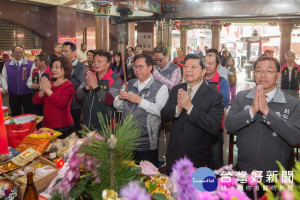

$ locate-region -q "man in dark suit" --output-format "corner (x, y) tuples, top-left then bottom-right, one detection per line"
(161, 54), (223, 175)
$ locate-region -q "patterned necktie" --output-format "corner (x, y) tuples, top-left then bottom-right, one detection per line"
(16, 62), (19, 69)
(187, 88), (193, 97)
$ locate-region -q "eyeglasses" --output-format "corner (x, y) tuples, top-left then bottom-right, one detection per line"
(133, 65), (147, 70)
(254, 69), (278, 76)
(154, 56), (166, 63)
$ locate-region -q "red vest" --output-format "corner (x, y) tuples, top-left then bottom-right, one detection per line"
(206, 72), (224, 129)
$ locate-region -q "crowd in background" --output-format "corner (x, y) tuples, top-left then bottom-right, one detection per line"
(1, 42), (300, 199)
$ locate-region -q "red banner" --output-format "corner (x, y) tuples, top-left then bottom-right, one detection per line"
(57, 36), (76, 45)
(0, 95), (8, 154)
(31, 50), (42, 55)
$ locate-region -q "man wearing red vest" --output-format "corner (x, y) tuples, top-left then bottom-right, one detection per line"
(29, 53), (52, 116)
(205, 52), (230, 170)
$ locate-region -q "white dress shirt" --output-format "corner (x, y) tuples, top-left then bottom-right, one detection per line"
(113, 75), (169, 117)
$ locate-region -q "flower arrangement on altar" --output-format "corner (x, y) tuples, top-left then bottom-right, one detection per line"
(46, 114), (171, 200)
(47, 114), (142, 199)
(45, 113), (299, 200)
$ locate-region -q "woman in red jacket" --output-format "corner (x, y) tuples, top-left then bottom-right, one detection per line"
(33, 57), (75, 138)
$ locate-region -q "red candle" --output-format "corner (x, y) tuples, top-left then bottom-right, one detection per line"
(0, 94), (8, 154)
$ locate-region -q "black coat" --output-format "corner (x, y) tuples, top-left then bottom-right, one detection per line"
(161, 82), (223, 174)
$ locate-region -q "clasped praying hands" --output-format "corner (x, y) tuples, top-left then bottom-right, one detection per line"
(177, 88), (193, 112)
(251, 85), (269, 116)
(40, 77), (51, 93)
(118, 90), (142, 104)
(85, 71), (98, 90)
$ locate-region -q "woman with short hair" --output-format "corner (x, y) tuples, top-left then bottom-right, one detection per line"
(32, 56), (75, 138)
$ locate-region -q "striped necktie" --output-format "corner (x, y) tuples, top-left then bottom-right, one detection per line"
(187, 88), (193, 97)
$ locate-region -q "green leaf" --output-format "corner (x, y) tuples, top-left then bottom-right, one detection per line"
(49, 191), (68, 200)
(70, 184), (85, 199)
(75, 113), (142, 196)
(54, 177), (63, 186)
(148, 181), (157, 193)
(152, 193), (168, 200)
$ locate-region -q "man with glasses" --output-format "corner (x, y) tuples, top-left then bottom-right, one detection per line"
(153, 46), (181, 169)
(225, 57), (300, 196)
(1, 45), (35, 116)
(161, 54), (223, 175)
(114, 54), (168, 166)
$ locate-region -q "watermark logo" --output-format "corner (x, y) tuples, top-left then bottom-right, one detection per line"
(192, 167), (218, 192)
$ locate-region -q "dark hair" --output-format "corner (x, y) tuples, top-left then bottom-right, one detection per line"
(134, 54), (154, 66)
(128, 47), (135, 52)
(54, 43), (62, 48)
(94, 49), (112, 63)
(153, 46), (169, 56)
(12, 45), (24, 52)
(135, 45), (142, 50)
(206, 52), (220, 66)
(112, 52), (123, 72)
(63, 42), (76, 51)
(225, 56), (235, 66)
(87, 50), (95, 55)
(184, 54), (205, 69)
(51, 57), (73, 79)
(207, 48), (219, 55)
(36, 53), (48, 63)
(253, 56), (280, 72)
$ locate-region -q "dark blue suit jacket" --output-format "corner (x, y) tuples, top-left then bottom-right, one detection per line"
(161, 82), (223, 174)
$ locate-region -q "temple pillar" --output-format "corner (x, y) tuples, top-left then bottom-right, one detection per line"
(127, 22), (135, 48)
(211, 24), (222, 51)
(279, 21), (294, 66)
(180, 27), (188, 56)
(92, 1), (112, 51)
(157, 20), (163, 47)
(162, 19), (172, 48)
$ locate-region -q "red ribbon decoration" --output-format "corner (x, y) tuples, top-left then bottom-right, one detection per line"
(0, 94), (9, 154)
